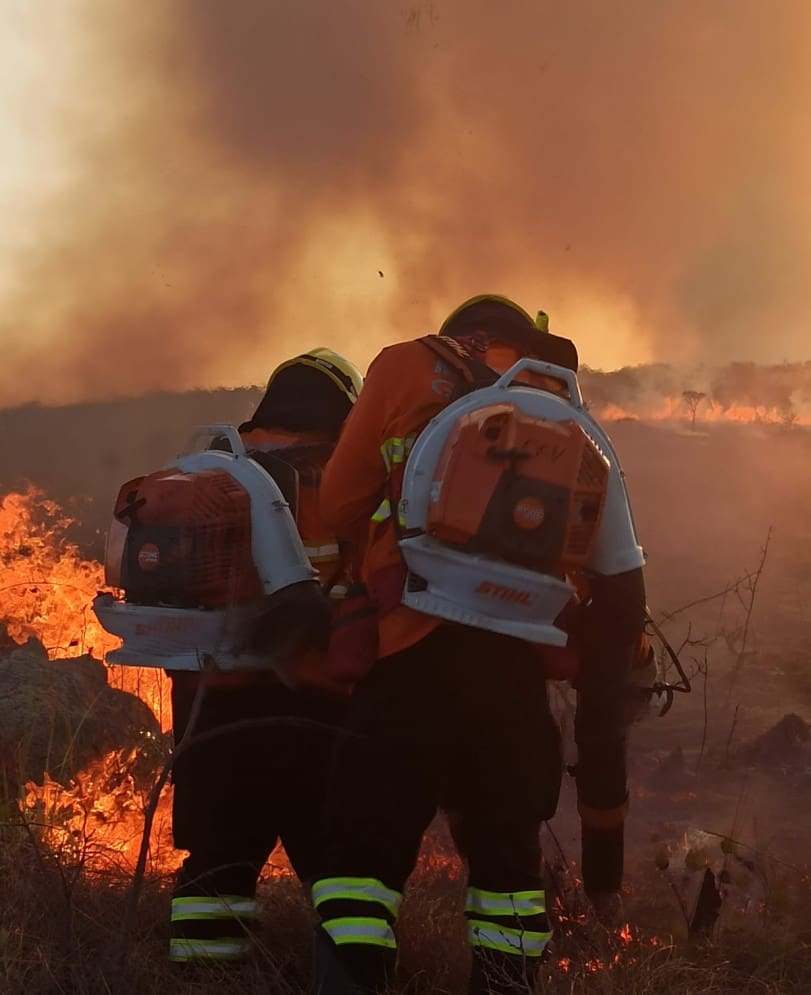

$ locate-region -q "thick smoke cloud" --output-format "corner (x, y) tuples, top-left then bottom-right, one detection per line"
(2, 0), (811, 406)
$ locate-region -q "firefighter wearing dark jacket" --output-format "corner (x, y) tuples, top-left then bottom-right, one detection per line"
(168, 348), (363, 966)
(310, 297), (648, 995)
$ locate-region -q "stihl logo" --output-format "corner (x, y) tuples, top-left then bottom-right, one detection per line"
(134, 617), (198, 637)
(137, 543), (160, 571)
(475, 581), (534, 605)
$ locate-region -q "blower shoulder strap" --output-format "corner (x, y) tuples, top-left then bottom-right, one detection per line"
(418, 334), (499, 397)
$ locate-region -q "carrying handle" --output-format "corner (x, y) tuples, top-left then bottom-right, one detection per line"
(176, 424), (247, 460)
(494, 359), (583, 409)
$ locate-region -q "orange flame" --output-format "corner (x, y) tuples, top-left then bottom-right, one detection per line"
(21, 751), (180, 877)
(0, 486), (170, 728)
(2, 487), (179, 872)
(594, 396), (809, 426)
(1, 487), (116, 657)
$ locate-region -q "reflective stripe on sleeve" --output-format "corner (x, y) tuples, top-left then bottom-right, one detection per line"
(303, 542), (341, 563)
(170, 896), (260, 922)
(312, 877), (402, 917)
(465, 887), (546, 918)
(371, 498), (392, 523)
(370, 498), (406, 527)
(169, 936), (252, 962)
(466, 919), (552, 957)
(379, 437), (412, 472)
(322, 916), (397, 948)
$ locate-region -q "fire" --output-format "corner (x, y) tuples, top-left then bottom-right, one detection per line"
(592, 396), (809, 426)
(21, 750), (180, 877)
(0, 486), (170, 728)
(1, 487), (116, 657)
(1, 486), (179, 871)
(1, 486), (313, 881)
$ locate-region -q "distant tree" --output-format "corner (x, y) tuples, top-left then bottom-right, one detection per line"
(778, 401), (798, 431)
(682, 390), (707, 430)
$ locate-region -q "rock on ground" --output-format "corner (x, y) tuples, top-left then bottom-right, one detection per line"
(0, 637), (161, 796)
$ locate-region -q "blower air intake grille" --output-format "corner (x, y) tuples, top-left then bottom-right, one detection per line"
(577, 442), (609, 488)
(565, 441), (610, 558)
(115, 469), (262, 608)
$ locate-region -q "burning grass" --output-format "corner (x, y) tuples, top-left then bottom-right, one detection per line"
(0, 486), (170, 729)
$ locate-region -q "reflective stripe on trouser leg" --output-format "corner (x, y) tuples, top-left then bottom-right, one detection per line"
(320, 916), (396, 948)
(312, 877), (403, 918)
(312, 876), (402, 950)
(169, 894), (259, 963)
(465, 887), (552, 958)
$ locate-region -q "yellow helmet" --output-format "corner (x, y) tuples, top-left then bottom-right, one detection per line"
(438, 294), (578, 372)
(438, 294), (537, 339)
(242, 348), (363, 437)
(267, 347), (363, 406)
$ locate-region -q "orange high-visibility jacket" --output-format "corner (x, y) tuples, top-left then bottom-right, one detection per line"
(319, 339), (483, 658)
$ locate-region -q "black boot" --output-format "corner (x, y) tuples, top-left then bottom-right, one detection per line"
(311, 926), (394, 995)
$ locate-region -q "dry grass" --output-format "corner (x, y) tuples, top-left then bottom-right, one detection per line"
(1, 806), (810, 995)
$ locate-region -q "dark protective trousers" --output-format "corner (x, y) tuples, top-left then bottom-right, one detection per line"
(312, 624), (563, 994)
(169, 677), (341, 964)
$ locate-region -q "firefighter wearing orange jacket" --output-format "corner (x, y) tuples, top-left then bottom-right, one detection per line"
(310, 298), (648, 994)
(168, 348), (363, 967)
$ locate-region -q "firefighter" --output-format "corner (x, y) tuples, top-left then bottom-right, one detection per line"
(168, 348), (363, 967)
(310, 297), (647, 994)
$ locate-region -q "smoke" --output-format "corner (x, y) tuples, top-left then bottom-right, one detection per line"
(2, 0), (811, 406)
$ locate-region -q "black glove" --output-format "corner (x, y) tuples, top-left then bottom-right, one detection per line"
(582, 824), (624, 895)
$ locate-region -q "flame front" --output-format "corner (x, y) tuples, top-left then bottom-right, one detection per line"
(0, 487), (116, 658)
(0, 486), (170, 728)
(1, 487), (180, 871)
(594, 397), (809, 426)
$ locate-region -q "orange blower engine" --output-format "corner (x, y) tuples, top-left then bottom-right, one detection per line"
(107, 468), (264, 609)
(425, 404), (608, 575)
(93, 425), (326, 675)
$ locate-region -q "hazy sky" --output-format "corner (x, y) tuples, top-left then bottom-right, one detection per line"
(2, 1), (810, 406)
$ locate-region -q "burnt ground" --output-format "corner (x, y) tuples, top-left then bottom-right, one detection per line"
(574, 419), (811, 934)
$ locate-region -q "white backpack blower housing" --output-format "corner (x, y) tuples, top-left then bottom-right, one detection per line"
(397, 358), (646, 646)
(93, 425), (326, 673)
